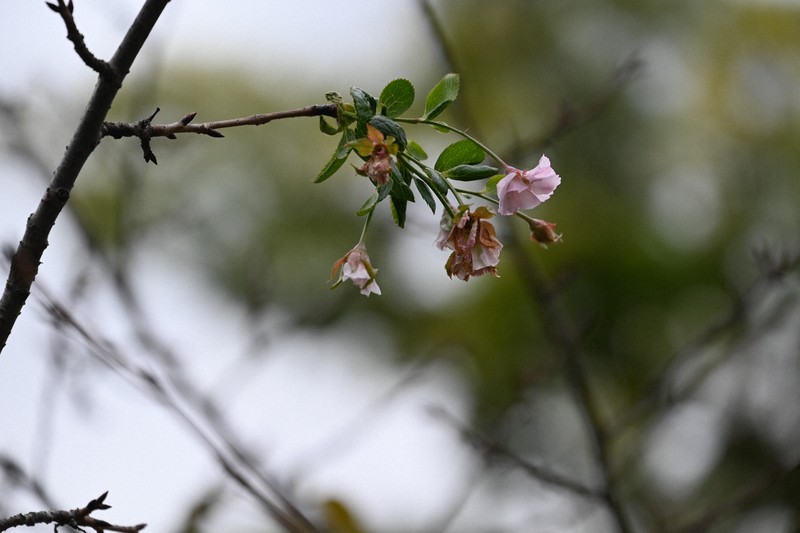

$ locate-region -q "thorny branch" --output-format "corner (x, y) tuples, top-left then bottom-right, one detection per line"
(0, 492), (145, 533)
(100, 104), (339, 164)
(0, 0), (170, 353)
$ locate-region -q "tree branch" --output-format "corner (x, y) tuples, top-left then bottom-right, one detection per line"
(100, 104), (339, 164)
(429, 406), (604, 501)
(0, 492), (146, 533)
(0, 0), (171, 354)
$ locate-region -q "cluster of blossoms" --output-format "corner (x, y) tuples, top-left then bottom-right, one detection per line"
(322, 75), (561, 296)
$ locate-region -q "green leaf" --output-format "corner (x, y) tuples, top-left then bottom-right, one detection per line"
(481, 173), (505, 196)
(351, 86), (376, 137)
(377, 180), (392, 202)
(390, 171), (416, 201)
(434, 139), (485, 171)
(369, 115), (407, 151)
(423, 73), (460, 120)
(319, 115), (340, 135)
(356, 190), (380, 216)
(379, 78), (415, 118)
(425, 167), (449, 195)
(406, 140), (428, 161)
(442, 164), (499, 181)
(390, 196), (407, 228)
(313, 129), (354, 183)
(414, 177), (437, 213)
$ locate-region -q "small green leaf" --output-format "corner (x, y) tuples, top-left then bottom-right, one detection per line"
(406, 141), (428, 161)
(369, 115), (407, 151)
(481, 173), (505, 196)
(390, 172), (416, 201)
(377, 181), (392, 202)
(314, 129), (354, 183)
(434, 139), (485, 171)
(414, 178), (437, 213)
(319, 115), (340, 135)
(357, 190), (380, 216)
(351, 86), (376, 137)
(390, 196), (407, 228)
(425, 167), (449, 195)
(423, 73), (460, 120)
(442, 164), (499, 181)
(379, 78), (415, 118)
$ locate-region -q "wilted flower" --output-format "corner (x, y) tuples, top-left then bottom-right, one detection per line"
(352, 124), (399, 187)
(435, 206), (503, 281)
(527, 218), (561, 246)
(331, 244), (381, 296)
(496, 155), (561, 215)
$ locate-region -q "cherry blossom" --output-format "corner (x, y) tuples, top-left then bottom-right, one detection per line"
(331, 244), (381, 296)
(496, 155), (561, 215)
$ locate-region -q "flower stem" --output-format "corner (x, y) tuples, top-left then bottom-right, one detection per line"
(396, 117), (510, 169)
(358, 207), (374, 245)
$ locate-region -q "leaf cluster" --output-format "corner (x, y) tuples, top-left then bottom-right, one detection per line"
(313, 74), (500, 228)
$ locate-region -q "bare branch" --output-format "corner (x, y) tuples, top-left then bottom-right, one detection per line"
(46, 0), (115, 79)
(100, 104), (339, 164)
(429, 406), (604, 501)
(0, 492), (146, 532)
(0, 0), (171, 354)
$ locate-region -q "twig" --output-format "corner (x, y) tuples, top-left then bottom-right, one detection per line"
(46, 0), (115, 79)
(100, 104), (339, 164)
(0, 492), (146, 532)
(0, 454), (57, 510)
(429, 406), (603, 500)
(0, 0), (171, 354)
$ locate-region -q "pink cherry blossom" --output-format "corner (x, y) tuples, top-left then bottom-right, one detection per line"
(496, 155), (561, 216)
(331, 244), (381, 296)
(435, 207), (503, 281)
